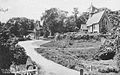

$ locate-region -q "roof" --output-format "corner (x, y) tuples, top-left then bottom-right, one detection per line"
(87, 11), (105, 26)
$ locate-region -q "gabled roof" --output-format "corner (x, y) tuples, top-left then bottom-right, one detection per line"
(87, 11), (105, 26)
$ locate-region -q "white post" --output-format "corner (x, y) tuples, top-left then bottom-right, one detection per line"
(29, 72), (31, 75)
(36, 68), (38, 75)
(14, 72), (17, 75)
(27, 72), (29, 75)
(91, 65), (92, 71)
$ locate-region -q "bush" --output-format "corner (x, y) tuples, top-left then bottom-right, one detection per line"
(114, 53), (120, 70)
(54, 33), (64, 41)
(97, 47), (115, 60)
(12, 45), (28, 65)
(98, 67), (119, 73)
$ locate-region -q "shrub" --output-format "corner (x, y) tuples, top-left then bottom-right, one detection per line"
(114, 53), (120, 70)
(54, 33), (60, 41)
(98, 67), (119, 73)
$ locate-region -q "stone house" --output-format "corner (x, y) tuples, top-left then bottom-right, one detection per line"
(86, 4), (113, 33)
(81, 24), (88, 32)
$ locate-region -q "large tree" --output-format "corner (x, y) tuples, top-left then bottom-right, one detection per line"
(0, 30), (28, 69)
(41, 8), (68, 36)
(63, 16), (79, 32)
(3, 17), (35, 38)
(0, 18), (30, 71)
(77, 12), (89, 29)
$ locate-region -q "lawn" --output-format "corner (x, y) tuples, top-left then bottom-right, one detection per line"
(35, 47), (99, 70)
(34, 40), (119, 74)
(38, 40), (102, 48)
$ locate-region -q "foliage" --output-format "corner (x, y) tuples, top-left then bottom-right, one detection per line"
(0, 20), (28, 69)
(63, 16), (79, 32)
(95, 39), (116, 60)
(103, 9), (120, 27)
(114, 53), (120, 70)
(76, 12), (89, 29)
(101, 26), (108, 34)
(4, 17), (35, 38)
(41, 8), (68, 36)
(35, 47), (98, 71)
(11, 45), (28, 65)
(98, 67), (119, 73)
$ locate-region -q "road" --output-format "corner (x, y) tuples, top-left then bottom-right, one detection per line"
(18, 40), (80, 75)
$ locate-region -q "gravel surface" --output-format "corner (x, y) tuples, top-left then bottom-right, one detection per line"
(18, 40), (80, 75)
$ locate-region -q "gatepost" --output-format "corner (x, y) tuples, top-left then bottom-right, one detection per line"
(80, 69), (83, 75)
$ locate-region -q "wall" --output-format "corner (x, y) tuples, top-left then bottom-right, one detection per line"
(93, 24), (99, 33)
(88, 26), (92, 32)
(106, 18), (113, 32)
(81, 24), (87, 30)
(88, 24), (99, 33)
(99, 14), (113, 33)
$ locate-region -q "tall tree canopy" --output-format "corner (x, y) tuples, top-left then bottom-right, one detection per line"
(41, 8), (68, 36)
(63, 16), (79, 32)
(0, 18), (32, 70)
(3, 17), (35, 38)
(76, 12), (89, 29)
(0, 30), (28, 69)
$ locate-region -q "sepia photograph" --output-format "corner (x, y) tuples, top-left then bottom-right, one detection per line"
(0, 0), (120, 75)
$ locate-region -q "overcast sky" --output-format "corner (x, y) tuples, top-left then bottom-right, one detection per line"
(0, 0), (120, 22)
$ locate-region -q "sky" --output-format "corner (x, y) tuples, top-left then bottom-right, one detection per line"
(0, 0), (120, 22)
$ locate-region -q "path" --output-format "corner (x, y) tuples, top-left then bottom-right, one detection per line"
(18, 40), (80, 75)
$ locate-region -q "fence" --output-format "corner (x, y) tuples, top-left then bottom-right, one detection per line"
(12, 69), (38, 75)
(79, 65), (99, 75)
(2, 65), (100, 75)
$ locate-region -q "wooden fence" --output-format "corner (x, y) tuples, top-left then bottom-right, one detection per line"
(12, 69), (38, 75)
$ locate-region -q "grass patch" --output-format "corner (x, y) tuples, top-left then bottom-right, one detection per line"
(35, 47), (119, 74)
(40, 40), (101, 48)
(34, 38), (119, 74)
(35, 47), (98, 70)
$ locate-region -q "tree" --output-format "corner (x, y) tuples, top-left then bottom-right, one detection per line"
(11, 45), (28, 65)
(101, 26), (108, 34)
(63, 16), (79, 32)
(41, 8), (68, 37)
(0, 21), (28, 69)
(4, 17), (35, 38)
(77, 12), (89, 29)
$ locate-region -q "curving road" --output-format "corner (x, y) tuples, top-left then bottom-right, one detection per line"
(18, 40), (80, 75)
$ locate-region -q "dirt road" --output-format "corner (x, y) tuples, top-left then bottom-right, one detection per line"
(18, 40), (80, 75)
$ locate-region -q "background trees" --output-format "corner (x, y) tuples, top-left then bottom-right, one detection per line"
(0, 31), (28, 69)
(41, 8), (88, 37)
(41, 8), (68, 37)
(0, 19), (29, 70)
(3, 17), (35, 38)
(63, 16), (79, 32)
(1, 7), (120, 71)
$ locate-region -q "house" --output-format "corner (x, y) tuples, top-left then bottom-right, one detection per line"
(86, 4), (113, 33)
(81, 24), (88, 32)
